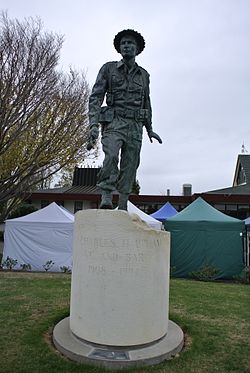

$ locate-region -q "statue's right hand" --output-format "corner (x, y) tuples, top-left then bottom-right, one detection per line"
(87, 126), (99, 150)
(90, 126), (99, 142)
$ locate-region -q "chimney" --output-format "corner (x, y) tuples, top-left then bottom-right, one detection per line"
(183, 184), (192, 196)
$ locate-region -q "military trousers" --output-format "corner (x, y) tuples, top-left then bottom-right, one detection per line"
(97, 116), (143, 195)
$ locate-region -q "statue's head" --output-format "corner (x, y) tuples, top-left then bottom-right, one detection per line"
(113, 29), (145, 56)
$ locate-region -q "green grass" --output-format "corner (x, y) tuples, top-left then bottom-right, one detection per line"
(0, 272), (249, 373)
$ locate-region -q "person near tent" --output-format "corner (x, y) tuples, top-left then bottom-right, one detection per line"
(87, 29), (162, 210)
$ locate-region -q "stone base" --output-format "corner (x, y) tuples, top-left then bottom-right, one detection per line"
(70, 210), (171, 346)
(53, 317), (184, 369)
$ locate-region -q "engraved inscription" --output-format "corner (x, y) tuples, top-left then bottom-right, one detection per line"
(102, 252), (120, 262)
(119, 266), (142, 275)
(80, 236), (160, 251)
(125, 253), (144, 262)
(80, 235), (160, 277)
(88, 265), (106, 274)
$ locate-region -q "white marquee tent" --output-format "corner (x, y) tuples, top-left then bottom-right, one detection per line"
(126, 201), (162, 230)
(2, 203), (74, 272)
(2, 201), (162, 272)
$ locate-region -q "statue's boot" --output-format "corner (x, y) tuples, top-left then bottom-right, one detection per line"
(118, 193), (129, 211)
(99, 191), (113, 209)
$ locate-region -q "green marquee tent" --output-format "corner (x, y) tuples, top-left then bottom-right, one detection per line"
(164, 197), (245, 279)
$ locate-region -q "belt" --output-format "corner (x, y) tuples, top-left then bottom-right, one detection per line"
(115, 108), (139, 119)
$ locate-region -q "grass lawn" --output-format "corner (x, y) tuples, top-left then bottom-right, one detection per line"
(0, 272), (249, 373)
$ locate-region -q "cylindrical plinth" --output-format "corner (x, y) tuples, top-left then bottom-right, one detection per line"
(70, 210), (170, 346)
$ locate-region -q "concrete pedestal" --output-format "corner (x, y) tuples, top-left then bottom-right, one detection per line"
(53, 210), (183, 368)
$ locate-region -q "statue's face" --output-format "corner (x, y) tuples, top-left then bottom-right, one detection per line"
(120, 35), (138, 58)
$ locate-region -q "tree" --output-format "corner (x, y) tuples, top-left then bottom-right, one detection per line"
(53, 164), (76, 188)
(7, 202), (37, 219)
(0, 13), (90, 220)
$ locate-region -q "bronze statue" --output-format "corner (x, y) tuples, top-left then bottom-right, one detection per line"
(88, 29), (162, 210)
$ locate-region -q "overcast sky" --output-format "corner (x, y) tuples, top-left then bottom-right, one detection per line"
(2, 0), (250, 195)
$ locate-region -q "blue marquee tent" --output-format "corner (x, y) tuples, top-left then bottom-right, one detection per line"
(244, 217), (250, 226)
(150, 202), (178, 222)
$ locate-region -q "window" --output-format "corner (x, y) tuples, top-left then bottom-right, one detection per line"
(237, 205), (250, 220)
(213, 204), (226, 211)
(172, 204), (180, 211)
(41, 200), (49, 208)
(74, 201), (83, 213)
(226, 204), (237, 211)
(179, 204), (188, 211)
(237, 165), (246, 185)
(91, 201), (99, 209)
(238, 205), (250, 210)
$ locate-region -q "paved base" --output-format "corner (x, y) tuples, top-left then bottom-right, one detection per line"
(53, 317), (184, 369)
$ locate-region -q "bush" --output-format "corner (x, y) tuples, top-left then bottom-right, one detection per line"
(43, 260), (54, 272)
(8, 203), (37, 219)
(189, 264), (221, 281)
(20, 263), (32, 271)
(2, 256), (18, 270)
(60, 266), (71, 273)
(233, 266), (250, 284)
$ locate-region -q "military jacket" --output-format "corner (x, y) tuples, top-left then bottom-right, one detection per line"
(88, 60), (152, 133)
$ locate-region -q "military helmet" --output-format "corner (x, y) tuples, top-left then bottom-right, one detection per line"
(113, 29), (145, 55)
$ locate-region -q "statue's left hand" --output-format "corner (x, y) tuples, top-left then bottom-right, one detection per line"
(148, 131), (162, 144)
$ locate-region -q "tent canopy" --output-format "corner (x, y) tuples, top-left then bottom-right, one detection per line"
(165, 197), (245, 279)
(2, 202), (162, 272)
(127, 201), (162, 230)
(2, 203), (74, 272)
(166, 197), (244, 230)
(7, 202), (74, 223)
(244, 216), (250, 226)
(150, 202), (178, 222)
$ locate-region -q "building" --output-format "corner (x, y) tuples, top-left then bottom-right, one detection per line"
(27, 154), (250, 219)
(28, 168), (101, 214)
(199, 154), (250, 219)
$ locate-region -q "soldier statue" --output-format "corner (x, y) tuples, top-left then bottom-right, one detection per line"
(88, 29), (162, 210)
